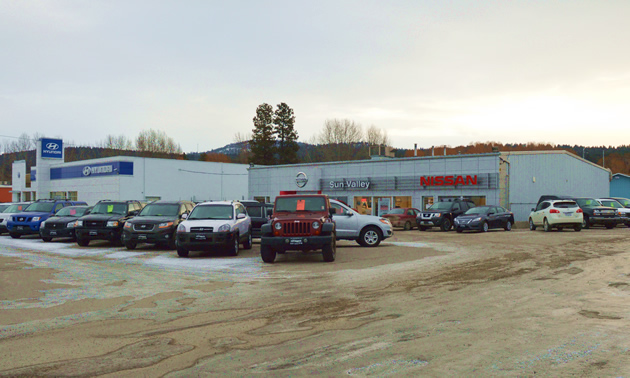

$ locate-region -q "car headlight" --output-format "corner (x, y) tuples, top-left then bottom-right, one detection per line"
(274, 222), (282, 230)
(124, 223), (132, 229)
(379, 218), (391, 226)
(312, 221), (320, 229)
(177, 224), (186, 233)
(473, 217), (482, 222)
(67, 221), (77, 228)
(76, 220), (83, 227)
(106, 221), (119, 227)
(33, 217), (41, 221)
(40, 221), (46, 228)
(159, 222), (173, 229)
(593, 210), (600, 215)
(218, 224), (230, 232)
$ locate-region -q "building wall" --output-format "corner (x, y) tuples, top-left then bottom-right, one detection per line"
(611, 174), (630, 198)
(504, 151), (611, 221)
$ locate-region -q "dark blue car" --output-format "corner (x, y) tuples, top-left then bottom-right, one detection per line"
(454, 205), (515, 233)
(7, 199), (88, 238)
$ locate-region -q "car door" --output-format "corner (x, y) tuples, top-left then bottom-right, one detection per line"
(532, 202), (547, 225)
(496, 207), (510, 228)
(330, 202), (359, 238)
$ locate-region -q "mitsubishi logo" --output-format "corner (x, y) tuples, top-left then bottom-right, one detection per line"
(45, 142), (60, 150)
(82, 166), (92, 176)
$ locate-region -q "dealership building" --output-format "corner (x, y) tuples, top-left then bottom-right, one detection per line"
(248, 150), (612, 221)
(11, 138), (249, 205)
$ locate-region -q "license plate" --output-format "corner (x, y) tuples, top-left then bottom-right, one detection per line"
(17, 226), (23, 230)
(50, 231), (57, 235)
(289, 238), (303, 245)
(89, 230), (97, 236)
(138, 234), (147, 240)
(564, 212), (573, 216)
(422, 221), (432, 225)
(195, 235), (206, 240)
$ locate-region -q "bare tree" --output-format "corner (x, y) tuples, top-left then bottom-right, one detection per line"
(135, 129), (182, 156)
(315, 119), (365, 161)
(366, 125), (390, 146)
(100, 134), (133, 150)
(233, 131), (252, 164)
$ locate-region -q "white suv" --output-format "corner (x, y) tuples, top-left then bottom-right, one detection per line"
(598, 198), (630, 227)
(0, 202), (31, 235)
(175, 201), (252, 257)
(528, 199), (583, 232)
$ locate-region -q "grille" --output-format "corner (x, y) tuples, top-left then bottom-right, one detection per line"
(133, 223), (155, 231)
(16, 217), (30, 222)
(191, 227), (213, 233)
(47, 222), (65, 229)
(85, 220), (105, 228)
(421, 213), (432, 219)
(457, 219), (471, 225)
(282, 221), (311, 236)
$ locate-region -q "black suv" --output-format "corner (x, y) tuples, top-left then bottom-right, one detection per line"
(122, 200), (194, 250)
(75, 200), (143, 246)
(417, 199), (476, 231)
(240, 200), (273, 238)
(571, 197), (621, 229)
(39, 205), (92, 242)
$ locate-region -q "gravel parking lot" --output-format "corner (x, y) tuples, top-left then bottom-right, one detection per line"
(1, 226), (630, 376)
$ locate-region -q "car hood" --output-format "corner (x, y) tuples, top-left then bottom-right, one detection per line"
(80, 214), (127, 222)
(45, 216), (82, 223)
(456, 214), (485, 219)
(127, 216), (178, 224)
(419, 210), (447, 215)
(10, 211), (50, 219)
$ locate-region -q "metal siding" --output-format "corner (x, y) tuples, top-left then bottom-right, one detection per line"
(611, 175), (630, 198)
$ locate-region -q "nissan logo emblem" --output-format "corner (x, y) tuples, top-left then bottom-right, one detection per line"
(45, 143), (60, 150)
(82, 166), (92, 176)
(296, 172), (308, 188)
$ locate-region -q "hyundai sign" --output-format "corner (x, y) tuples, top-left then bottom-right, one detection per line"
(41, 138), (63, 159)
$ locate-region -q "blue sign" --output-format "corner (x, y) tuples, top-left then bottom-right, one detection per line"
(31, 169), (36, 182)
(50, 161), (134, 180)
(41, 138), (63, 159)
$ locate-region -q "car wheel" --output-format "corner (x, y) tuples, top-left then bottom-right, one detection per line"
(481, 221), (489, 233)
(403, 221), (412, 231)
(582, 216), (590, 229)
(111, 235), (123, 247)
(167, 234), (177, 250)
(228, 234), (239, 256)
(543, 218), (551, 232)
(456, 228), (463, 233)
(504, 220), (512, 231)
(261, 244), (276, 263)
(322, 233), (336, 262)
(418, 226), (426, 231)
(125, 241), (137, 250)
(529, 218), (536, 231)
(574, 224), (582, 232)
(358, 226), (382, 247)
(606, 224), (615, 229)
(242, 230), (252, 250)
(42, 237), (53, 242)
(440, 218), (452, 232)
(77, 238), (89, 247)
(557, 227), (563, 232)
(9, 233), (20, 239)
(176, 243), (189, 258)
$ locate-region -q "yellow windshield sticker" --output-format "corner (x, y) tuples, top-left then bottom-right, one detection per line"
(107, 205), (114, 213)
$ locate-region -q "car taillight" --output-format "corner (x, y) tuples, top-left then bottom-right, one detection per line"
(549, 209), (560, 213)
(576, 208), (583, 213)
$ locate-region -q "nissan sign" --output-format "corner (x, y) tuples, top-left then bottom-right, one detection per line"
(41, 138), (63, 159)
(296, 172), (308, 188)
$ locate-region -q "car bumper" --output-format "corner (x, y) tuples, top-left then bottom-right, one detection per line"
(261, 235), (333, 250)
(0, 224), (7, 233)
(123, 229), (175, 244)
(76, 228), (122, 241)
(177, 231), (236, 250)
(588, 216), (622, 226)
(455, 221), (484, 231)
(40, 228), (76, 238)
(417, 218), (442, 227)
(7, 223), (40, 235)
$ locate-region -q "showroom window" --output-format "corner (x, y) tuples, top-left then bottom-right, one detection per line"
(422, 196), (434, 210)
(438, 196), (486, 206)
(393, 196), (412, 209)
(354, 197), (373, 215)
(50, 191), (66, 200)
(67, 191), (78, 201)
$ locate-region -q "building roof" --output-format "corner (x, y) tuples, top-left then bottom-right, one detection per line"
(613, 173), (630, 179)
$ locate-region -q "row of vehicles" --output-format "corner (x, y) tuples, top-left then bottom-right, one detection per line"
(0, 195), (395, 264)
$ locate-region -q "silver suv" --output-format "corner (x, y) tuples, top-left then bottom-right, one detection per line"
(329, 199), (393, 247)
(175, 201), (252, 257)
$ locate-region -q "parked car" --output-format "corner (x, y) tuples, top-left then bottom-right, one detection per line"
(122, 200), (194, 250)
(7, 199), (87, 239)
(0, 203), (11, 213)
(240, 200), (273, 238)
(0, 202), (31, 235)
(260, 194), (336, 263)
(39, 205), (92, 241)
(528, 200), (583, 232)
(454, 205), (514, 233)
(75, 200), (143, 246)
(416, 199), (476, 231)
(571, 197), (620, 229)
(597, 198), (630, 227)
(329, 199), (393, 247)
(609, 197), (630, 208)
(176, 201), (252, 258)
(381, 208), (421, 230)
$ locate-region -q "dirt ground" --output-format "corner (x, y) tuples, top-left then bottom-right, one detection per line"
(2, 225), (630, 376)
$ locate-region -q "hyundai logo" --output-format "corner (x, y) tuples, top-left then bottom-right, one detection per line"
(45, 143), (60, 150)
(82, 166), (92, 176)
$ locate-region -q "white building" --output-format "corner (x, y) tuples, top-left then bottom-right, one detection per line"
(11, 138), (249, 205)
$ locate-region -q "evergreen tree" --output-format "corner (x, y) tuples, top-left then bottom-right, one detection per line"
(250, 103), (276, 165)
(273, 102), (299, 164)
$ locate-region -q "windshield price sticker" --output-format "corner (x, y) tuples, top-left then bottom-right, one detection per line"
(296, 200), (305, 211)
(107, 205), (114, 213)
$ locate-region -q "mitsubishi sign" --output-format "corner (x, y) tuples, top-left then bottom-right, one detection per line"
(41, 138), (63, 159)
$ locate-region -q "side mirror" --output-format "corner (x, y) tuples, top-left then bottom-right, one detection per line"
(181, 213), (188, 219)
(329, 208), (335, 217)
(130, 210), (139, 216)
(237, 213), (246, 219)
(346, 211), (354, 217)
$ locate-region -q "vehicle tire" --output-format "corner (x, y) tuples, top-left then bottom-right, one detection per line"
(77, 238), (89, 247)
(504, 220), (512, 231)
(242, 230), (252, 250)
(582, 216), (590, 229)
(176, 243), (189, 258)
(125, 241), (137, 250)
(403, 221), (412, 231)
(10, 233), (20, 239)
(440, 218), (452, 232)
(358, 226), (382, 247)
(418, 226), (427, 231)
(42, 237), (53, 242)
(261, 244), (276, 263)
(228, 234), (239, 256)
(543, 218), (551, 232)
(482, 221), (489, 233)
(111, 235), (123, 247)
(456, 228), (463, 233)
(167, 234), (177, 250)
(322, 234), (336, 262)
(529, 218), (536, 231)
(574, 224), (582, 232)
(606, 224), (615, 229)
(557, 227), (563, 232)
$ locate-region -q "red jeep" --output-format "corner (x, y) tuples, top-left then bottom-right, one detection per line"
(260, 194), (336, 263)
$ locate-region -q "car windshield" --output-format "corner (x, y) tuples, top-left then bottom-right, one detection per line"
(616, 198), (630, 207)
(464, 207), (490, 215)
(188, 205), (233, 220)
(24, 202), (55, 212)
(428, 202), (452, 211)
(385, 209), (405, 215)
(600, 200), (622, 209)
(139, 204), (180, 217)
(553, 201), (578, 209)
(3, 204), (27, 213)
(54, 207), (89, 217)
(0, 204), (9, 212)
(245, 206), (262, 217)
(275, 197), (327, 212)
(91, 203), (127, 215)
(576, 198), (599, 207)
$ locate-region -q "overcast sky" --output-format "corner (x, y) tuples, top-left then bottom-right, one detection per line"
(2, 0), (629, 153)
